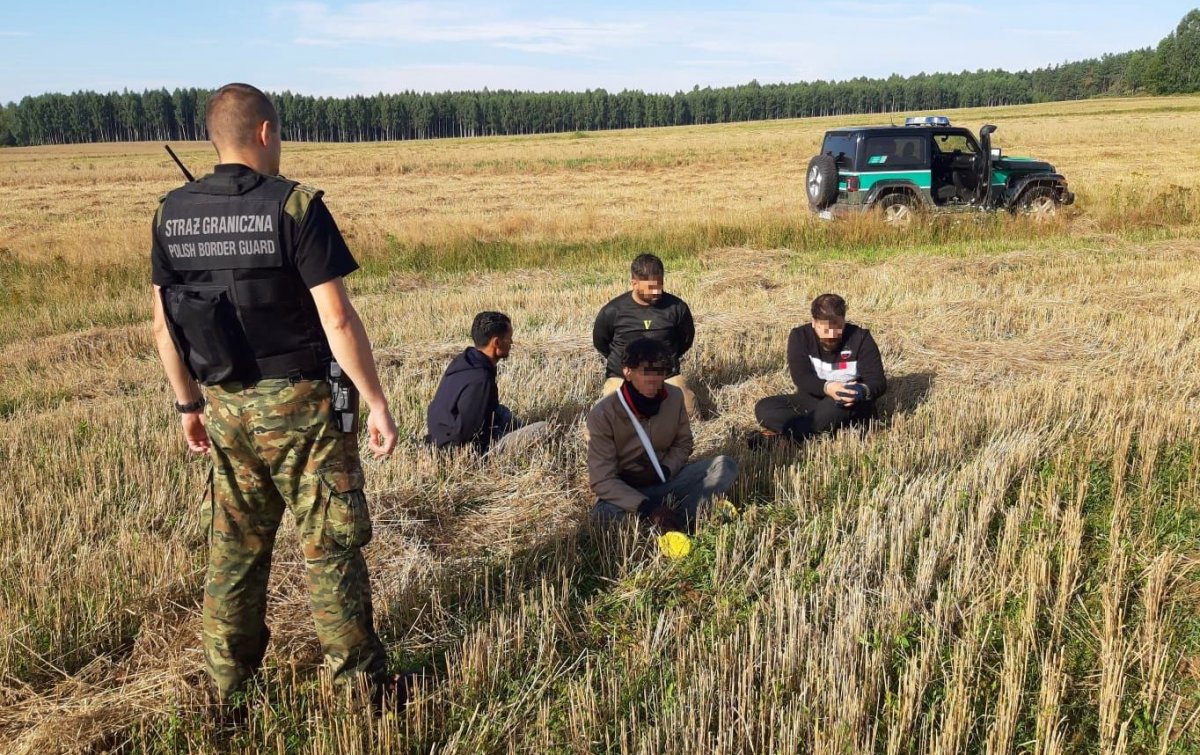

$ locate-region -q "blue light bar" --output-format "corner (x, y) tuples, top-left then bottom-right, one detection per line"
(905, 116), (951, 127)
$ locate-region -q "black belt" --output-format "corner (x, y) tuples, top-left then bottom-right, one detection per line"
(255, 347), (329, 382)
(220, 367), (326, 389)
(272, 367), (327, 382)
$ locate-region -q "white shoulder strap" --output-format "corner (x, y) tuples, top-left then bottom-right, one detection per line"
(616, 388), (667, 484)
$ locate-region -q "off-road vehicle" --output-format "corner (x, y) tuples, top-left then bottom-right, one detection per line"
(805, 116), (1074, 223)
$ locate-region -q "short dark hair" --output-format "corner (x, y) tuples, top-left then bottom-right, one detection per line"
(471, 311), (511, 348)
(811, 293), (847, 321)
(205, 83), (279, 149)
(631, 253), (665, 280)
(621, 338), (671, 371)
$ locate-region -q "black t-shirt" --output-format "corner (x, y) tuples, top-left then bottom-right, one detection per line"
(151, 164), (358, 289)
(592, 290), (695, 378)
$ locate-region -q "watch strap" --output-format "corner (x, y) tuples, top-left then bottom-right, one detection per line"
(175, 397), (206, 414)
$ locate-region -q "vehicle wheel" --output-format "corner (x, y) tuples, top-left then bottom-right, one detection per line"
(1020, 187), (1059, 220)
(806, 154), (839, 211)
(878, 193), (916, 226)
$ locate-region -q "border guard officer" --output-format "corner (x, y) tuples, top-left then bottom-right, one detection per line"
(149, 82), (398, 705)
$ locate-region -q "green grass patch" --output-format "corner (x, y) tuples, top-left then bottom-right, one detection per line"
(0, 249), (147, 348)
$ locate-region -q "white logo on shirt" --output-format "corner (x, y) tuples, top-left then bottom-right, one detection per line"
(810, 356), (859, 383)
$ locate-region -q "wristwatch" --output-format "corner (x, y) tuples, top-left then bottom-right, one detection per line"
(174, 397), (206, 414)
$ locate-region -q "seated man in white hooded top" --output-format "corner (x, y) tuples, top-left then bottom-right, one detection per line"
(752, 293), (886, 445)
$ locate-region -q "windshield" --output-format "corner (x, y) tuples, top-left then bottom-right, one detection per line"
(932, 133), (978, 154)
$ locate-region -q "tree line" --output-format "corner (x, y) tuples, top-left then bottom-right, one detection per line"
(3, 10), (1198, 147)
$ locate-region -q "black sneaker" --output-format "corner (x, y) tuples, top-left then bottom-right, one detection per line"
(746, 430), (785, 450)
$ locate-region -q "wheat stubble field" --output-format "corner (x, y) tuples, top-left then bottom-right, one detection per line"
(1, 96), (1199, 753)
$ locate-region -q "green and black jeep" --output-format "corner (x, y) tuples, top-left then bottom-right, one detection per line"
(805, 116), (1074, 223)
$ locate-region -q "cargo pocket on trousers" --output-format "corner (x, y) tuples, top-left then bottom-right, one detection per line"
(320, 467), (372, 549)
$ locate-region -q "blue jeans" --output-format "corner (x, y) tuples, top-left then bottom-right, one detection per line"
(491, 404), (520, 436)
(487, 405), (549, 454)
(591, 455), (738, 529)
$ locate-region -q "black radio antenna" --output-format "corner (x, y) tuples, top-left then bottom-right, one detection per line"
(164, 144), (195, 182)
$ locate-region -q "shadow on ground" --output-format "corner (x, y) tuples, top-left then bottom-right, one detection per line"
(877, 371), (935, 418)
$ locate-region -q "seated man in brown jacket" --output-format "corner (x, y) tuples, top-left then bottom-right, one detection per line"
(587, 338), (738, 532)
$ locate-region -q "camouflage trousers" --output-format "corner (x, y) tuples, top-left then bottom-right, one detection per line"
(201, 378), (386, 699)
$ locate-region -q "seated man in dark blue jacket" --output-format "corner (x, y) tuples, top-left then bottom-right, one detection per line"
(427, 311), (548, 453)
(751, 293), (886, 445)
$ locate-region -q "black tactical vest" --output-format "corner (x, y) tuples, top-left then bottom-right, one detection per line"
(157, 171), (330, 385)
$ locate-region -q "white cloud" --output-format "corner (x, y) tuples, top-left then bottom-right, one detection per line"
(280, 2), (647, 53)
(677, 59), (778, 69)
(818, 2), (908, 14)
(0, 31), (33, 38)
(1005, 28), (1078, 38)
(280, 2), (1177, 95)
(928, 2), (989, 16)
(310, 62), (752, 95)
(294, 36), (345, 47)
(495, 41), (586, 55)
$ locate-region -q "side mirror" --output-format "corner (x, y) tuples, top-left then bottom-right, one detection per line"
(990, 147), (1002, 159)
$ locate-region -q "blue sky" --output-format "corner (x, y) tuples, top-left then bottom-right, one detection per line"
(0, 1), (1192, 103)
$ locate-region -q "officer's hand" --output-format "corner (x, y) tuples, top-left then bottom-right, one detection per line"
(180, 412), (210, 454)
(366, 405), (398, 458)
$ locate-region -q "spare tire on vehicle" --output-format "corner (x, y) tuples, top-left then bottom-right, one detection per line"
(806, 154), (840, 211)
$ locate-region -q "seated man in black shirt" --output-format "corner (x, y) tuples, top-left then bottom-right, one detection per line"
(752, 293), (886, 445)
(593, 253), (696, 415)
(427, 311), (548, 453)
